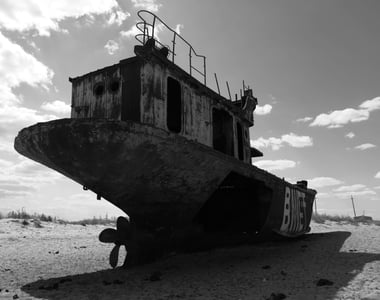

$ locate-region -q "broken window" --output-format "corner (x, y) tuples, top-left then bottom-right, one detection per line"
(93, 82), (105, 97)
(212, 108), (234, 156)
(108, 78), (120, 93)
(167, 77), (182, 133)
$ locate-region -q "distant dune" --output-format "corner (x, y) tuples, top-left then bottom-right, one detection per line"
(0, 219), (379, 300)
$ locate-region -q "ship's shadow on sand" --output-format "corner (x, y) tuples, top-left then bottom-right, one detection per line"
(22, 231), (380, 300)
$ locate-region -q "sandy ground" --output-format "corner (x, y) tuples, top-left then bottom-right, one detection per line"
(0, 219), (379, 300)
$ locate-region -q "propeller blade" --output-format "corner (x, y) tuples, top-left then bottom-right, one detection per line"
(109, 245), (120, 268)
(116, 216), (130, 232)
(99, 228), (117, 243)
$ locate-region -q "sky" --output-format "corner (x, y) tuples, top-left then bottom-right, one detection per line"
(0, 0), (379, 220)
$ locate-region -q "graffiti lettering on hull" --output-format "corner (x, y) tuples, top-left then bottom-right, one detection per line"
(280, 186), (307, 234)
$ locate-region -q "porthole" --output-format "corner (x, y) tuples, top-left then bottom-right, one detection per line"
(108, 79), (120, 93)
(93, 82), (105, 96)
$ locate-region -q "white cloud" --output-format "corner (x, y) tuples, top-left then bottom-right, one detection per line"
(107, 9), (130, 26)
(131, 0), (162, 12)
(251, 137), (282, 151)
(255, 104), (272, 115)
(345, 132), (355, 139)
(175, 24), (184, 35)
(41, 100), (70, 115)
(333, 184), (366, 192)
(310, 108), (369, 128)
(251, 133), (313, 151)
(104, 40), (119, 55)
(120, 26), (140, 39)
(354, 143), (376, 151)
(253, 159), (296, 171)
(0, 0), (124, 36)
(296, 117), (312, 123)
(0, 189), (31, 198)
(0, 158), (62, 199)
(334, 189), (376, 199)
(282, 133), (313, 148)
(0, 159), (13, 168)
(0, 136), (15, 154)
(307, 177), (343, 188)
(0, 32), (57, 138)
(0, 32), (53, 104)
(359, 97), (380, 112)
(122, 22), (165, 42)
(0, 105), (57, 134)
(375, 172), (380, 179)
(310, 96), (380, 129)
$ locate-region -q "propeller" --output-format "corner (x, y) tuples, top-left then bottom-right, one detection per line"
(99, 216), (135, 268)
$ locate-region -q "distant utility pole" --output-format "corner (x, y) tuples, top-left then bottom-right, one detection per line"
(351, 195), (357, 217)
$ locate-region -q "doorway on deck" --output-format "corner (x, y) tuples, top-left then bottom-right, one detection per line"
(167, 77), (182, 133)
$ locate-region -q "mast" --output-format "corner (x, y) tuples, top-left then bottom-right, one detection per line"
(351, 195), (357, 217)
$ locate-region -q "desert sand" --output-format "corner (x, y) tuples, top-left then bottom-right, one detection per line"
(0, 218), (379, 300)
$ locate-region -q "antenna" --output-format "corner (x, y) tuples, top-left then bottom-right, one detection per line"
(214, 73), (220, 95)
(351, 195), (357, 217)
(226, 81), (232, 101)
(242, 80), (246, 92)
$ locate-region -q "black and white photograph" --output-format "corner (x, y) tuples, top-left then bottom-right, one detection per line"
(1, 0), (380, 299)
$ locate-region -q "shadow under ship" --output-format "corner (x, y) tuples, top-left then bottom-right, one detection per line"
(14, 11), (317, 265)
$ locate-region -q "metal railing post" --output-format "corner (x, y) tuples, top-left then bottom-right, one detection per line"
(203, 57), (206, 85)
(151, 16), (156, 39)
(143, 22), (147, 43)
(172, 33), (177, 63)
(136, 10), (207, 86)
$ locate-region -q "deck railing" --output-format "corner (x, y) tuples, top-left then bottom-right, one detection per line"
(135, 10), (207, 85)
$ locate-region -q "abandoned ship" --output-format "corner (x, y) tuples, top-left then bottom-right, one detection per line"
(14, 10), (317, 267)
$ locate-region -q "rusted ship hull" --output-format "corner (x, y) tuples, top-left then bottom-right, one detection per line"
(14, 118), (316, 238)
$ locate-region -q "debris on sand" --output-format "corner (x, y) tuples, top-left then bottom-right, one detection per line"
(32, 219), (43, 228)
(316, 278), (334, 286)
(266, 292), (287, 300)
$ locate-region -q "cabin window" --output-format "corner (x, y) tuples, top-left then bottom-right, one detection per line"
(108, 79), (120, 93)
(93, 82), (105, 97)
(236, 122), (244, 161)
(167, 77), (182, 133)
(212, 108), (234, 156)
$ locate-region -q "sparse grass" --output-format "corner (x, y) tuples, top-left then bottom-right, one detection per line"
(6, 209), (54, 222)
(312, 213), (354, 224)
(0, 208), (116, 226)
(312, 213), (380, 226)
(69, 216), (116, 226)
